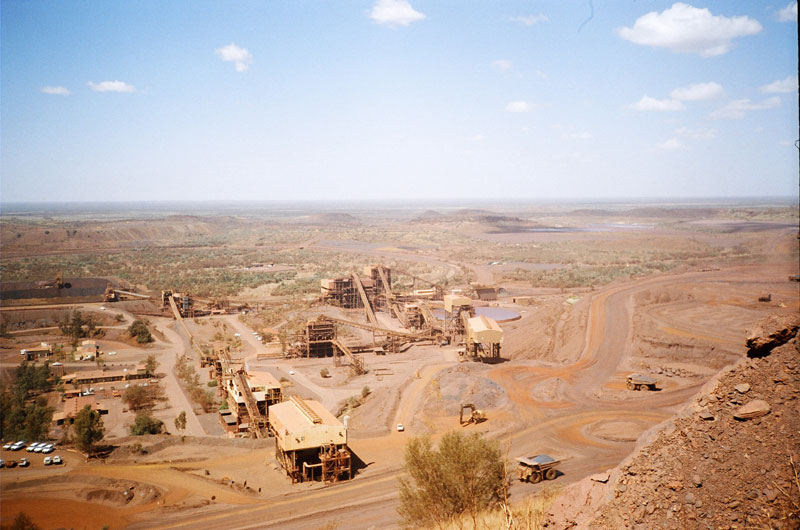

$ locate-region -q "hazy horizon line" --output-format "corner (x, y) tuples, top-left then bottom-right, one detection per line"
(2, 194), (797, 207)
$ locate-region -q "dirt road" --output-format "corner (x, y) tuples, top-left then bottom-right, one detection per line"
(157, 322), (207, 437)
(110, 262), (798, 530)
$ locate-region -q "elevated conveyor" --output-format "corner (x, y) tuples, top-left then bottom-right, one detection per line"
(351, 272), (378, 326)
(321, 316), (436, 341)
(331, 339), (364, 374)
(235, 370), (268, 438)
(113, 289), (152, 299)
(419, 301), (442, 331)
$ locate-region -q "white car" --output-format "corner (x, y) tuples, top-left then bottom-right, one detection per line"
(100, 306), (106, 310)
(42, 444), (54, 454)
(26, 443), (40, 453)
(43, 456), (52, 466)
(53, 455), (63, 465)
(397, 424), (405, 432)
(34, 444), (46, 453)
(2, 442), (12, 450)
(289, 370), (295, 375)
(108, 351), (117, 356)
(234, 333), (241, 337)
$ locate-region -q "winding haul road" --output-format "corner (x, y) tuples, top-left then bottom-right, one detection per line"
(126, 265), (766, 530)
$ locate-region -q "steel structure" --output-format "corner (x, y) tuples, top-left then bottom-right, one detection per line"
(271, 396), (351, 484)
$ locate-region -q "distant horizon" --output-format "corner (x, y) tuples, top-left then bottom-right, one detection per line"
(2, 194), (798, 206)
(1, 195), (797, 219)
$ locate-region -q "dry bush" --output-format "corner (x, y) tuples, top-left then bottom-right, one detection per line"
(437, 488), (559, 530)
(398, 431), (506, 528)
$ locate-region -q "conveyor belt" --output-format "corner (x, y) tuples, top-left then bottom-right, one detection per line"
(351, 272), (378, 326)
(321, 316), (435, 340)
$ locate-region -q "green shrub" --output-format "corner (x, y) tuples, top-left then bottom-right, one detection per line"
(128, 319), (153, 344)
(398, 431), (506, 528)
(130, 412), (164, 435)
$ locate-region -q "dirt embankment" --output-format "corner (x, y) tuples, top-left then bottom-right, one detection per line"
(545, 314), (800, 529)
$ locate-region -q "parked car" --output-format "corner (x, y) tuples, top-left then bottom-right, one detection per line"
(0, 459), (4, 468)
(397, 424), (405, 432)
(2, 442), (12, 450)
(53, 456), (63, 465)
(5, 460), (17, 468)
(42, 444), (54, 454)
(34, 444), (46, 453)
(19, 458), (30, 467)
(26, 443), (40, 453)
(43, 456), (52, 466)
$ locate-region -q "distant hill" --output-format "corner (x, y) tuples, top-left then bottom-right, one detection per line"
(305, 212), (361, 225)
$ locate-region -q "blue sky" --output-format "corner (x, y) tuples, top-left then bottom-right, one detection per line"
(1, 1), (797, 202)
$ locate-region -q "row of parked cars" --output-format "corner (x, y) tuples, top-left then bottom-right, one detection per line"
(3, 440), (56, 453)
(1, 440), (64, 469)
(0, 455), (63, 468)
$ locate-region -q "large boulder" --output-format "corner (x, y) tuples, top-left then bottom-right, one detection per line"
(745, 314), (800, 357)
(734, 400), (771, 420)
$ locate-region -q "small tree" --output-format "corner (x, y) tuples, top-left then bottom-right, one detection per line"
(361, 386), (371, 399)
(174, 411), (187, 433)
(123, 385), (160, 411)
(59, 310), (95, 346)
(23, 397), (54, 441)
(74, 405), (104, 455)
(130, 412), (164, 435)
(144, 354), (158, 375)
(8, 512), (41, 530)
(127, 319), (153, 344)
(397, 431), (506, 528)
(320, 367), (330, 378)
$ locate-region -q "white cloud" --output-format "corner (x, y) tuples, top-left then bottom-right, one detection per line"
(369, 0), (425, 26)
(561, 132), (592, 140)
(778, 2), (797, 22)
(657, 138), (683, 150)
(675, 127), (717, 140)
(510, 14), (548, 26)
(670, 82), (723, 101)
(493, 59), (512, 72)
(618, 3), (762, 57)
(472, 134), (485, 142)
(505, 101), (533, 113)
(215, 43), (253, 72)
(760, 76), (798, 94)
(40, 86), (71, 95)
(710, 97), (781, 119)
(87, 80), (135, 93)
(630, 95), (685, 111)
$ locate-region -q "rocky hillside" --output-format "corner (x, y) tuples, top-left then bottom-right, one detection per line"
(545, 314), (800, 530)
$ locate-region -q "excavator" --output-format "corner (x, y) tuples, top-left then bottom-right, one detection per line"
(459, 403), (486, 426)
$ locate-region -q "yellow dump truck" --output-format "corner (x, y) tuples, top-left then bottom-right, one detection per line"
(516, 454), (560, 483)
